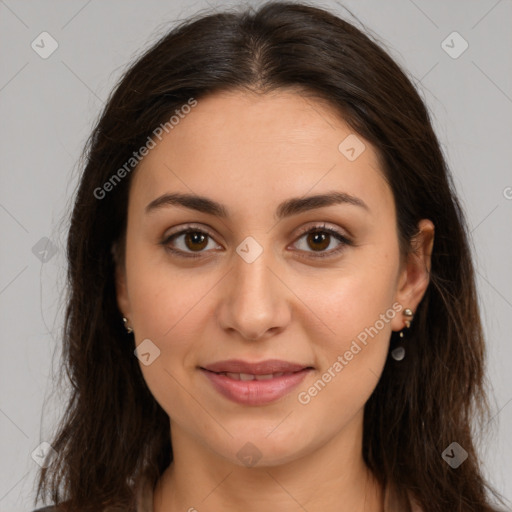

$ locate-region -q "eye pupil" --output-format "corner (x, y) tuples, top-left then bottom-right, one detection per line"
(308, 231), (329, 251)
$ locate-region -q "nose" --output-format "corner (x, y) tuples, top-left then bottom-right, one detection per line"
(215, 246), (292, 341)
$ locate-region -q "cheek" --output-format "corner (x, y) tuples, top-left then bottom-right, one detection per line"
(129, 265), (210, 422)
(124, 246), (212, 408)
(126, 240), (215, 339)
(294, 298), (393, 432)
(306, 251), (399, 345)
(294, 253), (398, 402)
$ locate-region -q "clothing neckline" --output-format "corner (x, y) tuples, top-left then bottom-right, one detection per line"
(136, 475), (422, 512)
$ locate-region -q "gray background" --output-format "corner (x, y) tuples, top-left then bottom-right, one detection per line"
(0, 0), (511, 510)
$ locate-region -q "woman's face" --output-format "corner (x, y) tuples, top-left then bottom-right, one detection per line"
(116, 89), (433, 467)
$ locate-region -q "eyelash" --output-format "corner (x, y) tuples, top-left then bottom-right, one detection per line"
(160, 223), (353, 260)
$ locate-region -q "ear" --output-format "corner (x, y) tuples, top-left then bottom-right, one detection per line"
(111, 241), (131, 320)
(391, 219), (435, 332)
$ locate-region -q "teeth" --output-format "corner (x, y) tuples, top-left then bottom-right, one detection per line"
(221, 372), (288, 380)
(254, 373), (274, 380)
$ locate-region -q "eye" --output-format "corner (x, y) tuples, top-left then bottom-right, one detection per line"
(292, 223), (352, 259)
(161, 223), (352, 259)
(161, 225), (221, 258)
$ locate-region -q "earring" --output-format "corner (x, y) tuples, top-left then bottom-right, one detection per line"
(123, 317), (133, 334)
(391, 308), (414, 361)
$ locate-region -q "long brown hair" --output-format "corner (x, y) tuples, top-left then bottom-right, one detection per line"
(35, 2), (509, 511)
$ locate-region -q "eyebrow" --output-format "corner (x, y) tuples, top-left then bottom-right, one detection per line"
(145, 191), (369, 219)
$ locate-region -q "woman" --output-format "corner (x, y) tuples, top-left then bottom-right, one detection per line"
(33, 1), (509, 511)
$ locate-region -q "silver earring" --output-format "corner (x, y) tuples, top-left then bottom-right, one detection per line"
(123, 317), (133, 334)
(391, 308), (414, 361)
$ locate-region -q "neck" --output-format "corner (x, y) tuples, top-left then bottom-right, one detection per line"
(152, 410), (384, 512)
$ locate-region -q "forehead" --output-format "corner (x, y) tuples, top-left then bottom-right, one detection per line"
(130, 89), (393, 220)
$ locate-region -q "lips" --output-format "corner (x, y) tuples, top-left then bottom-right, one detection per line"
(199, 359), (314, 406)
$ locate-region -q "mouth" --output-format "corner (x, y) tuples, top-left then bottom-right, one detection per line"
(200, 358), (313, 375)
(199, 359), (314, 406)
(204, 370), (302, 381)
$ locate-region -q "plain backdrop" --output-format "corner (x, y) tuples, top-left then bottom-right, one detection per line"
(0, 0), (511, 510)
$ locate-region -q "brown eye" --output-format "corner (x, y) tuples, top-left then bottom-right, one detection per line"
(183, 231), (208, 251)
(306, 231), (331, 252)
(293, 225), (352, 259)
(162, 227), (221, 257)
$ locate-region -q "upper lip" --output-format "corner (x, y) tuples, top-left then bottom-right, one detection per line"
(201, 359), (312, 375)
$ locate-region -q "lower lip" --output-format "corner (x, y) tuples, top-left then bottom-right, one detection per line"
(200, 368), (312, 406)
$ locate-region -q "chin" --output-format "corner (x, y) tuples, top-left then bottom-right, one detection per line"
(210, 428), (314, 469)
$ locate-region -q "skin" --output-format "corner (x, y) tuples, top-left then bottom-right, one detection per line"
(115, 89), (434, 512)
